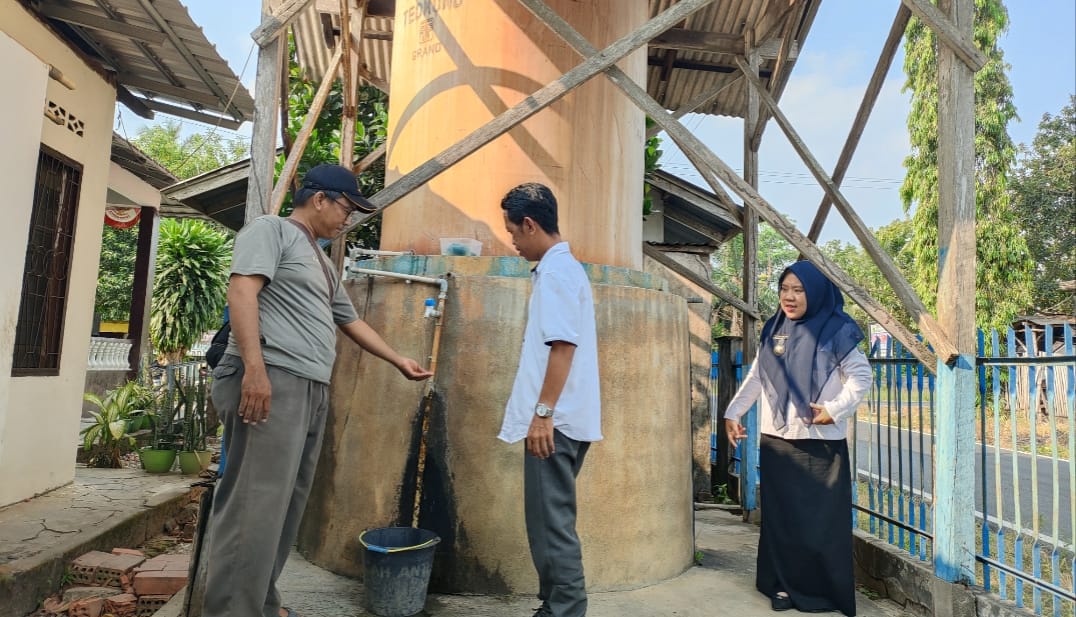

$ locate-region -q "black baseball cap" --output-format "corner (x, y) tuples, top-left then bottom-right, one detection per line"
(300, 164), (376, 213)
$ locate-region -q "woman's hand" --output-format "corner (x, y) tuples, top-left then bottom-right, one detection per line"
(725, 419), (747, 448)
(809, 403), (834, 425)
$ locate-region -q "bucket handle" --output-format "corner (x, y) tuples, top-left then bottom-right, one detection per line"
(361, 537), (440, 554)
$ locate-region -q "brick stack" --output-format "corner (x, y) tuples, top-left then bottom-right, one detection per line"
(37, 548), (191, 617)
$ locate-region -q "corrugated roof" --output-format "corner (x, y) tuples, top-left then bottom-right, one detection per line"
(291, 6), (392, 90)
(27, 0), (255, 128)
(647, 169), (742, 246)
(287, 0), (818, 118)
(647, 0), (818, 117)
(111, 132), (178, 190)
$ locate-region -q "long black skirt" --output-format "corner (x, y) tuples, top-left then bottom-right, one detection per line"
(757, 434), (856, 616)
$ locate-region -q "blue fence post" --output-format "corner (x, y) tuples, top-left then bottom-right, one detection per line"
(739, 351), (759, 514)
(711, 351), (718, 465)
(933, 348), (977, 584)
(977, 330), (991, 591)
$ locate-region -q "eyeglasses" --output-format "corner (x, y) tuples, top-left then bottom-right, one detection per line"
(325, 194), (359, 223)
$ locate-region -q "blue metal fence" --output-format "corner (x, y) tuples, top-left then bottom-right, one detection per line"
(975, 324), (1074, 615)
(711, 325), (1075, 616)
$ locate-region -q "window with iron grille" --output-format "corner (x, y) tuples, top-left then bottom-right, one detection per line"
(12, 147), (82, 375)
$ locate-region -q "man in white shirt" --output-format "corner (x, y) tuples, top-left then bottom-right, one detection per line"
(499, 183), (601, 617)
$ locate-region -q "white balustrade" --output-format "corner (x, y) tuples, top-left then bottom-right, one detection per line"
(87, 337), (133, 371)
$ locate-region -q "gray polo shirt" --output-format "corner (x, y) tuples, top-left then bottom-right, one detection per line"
(225, 215), (358, 384)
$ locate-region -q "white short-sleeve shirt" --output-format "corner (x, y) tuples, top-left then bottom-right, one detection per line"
(499, 242), (602, 443)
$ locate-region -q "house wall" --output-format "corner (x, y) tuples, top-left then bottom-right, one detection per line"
(108, 161), (163, 210)
(0, 2), (116, 506)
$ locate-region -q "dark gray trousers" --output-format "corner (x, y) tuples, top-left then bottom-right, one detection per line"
(202, 354), (330, 617)
(525, 429), (591, 617)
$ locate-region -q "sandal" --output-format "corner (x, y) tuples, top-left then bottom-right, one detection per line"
(281, 608), (301, 617)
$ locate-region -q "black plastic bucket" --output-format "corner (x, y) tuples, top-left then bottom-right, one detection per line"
(359, 527), (441, 617)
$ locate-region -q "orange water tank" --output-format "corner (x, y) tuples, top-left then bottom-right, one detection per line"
(380, 0), (647, 269)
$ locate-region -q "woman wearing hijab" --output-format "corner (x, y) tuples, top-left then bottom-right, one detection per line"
(725, 260), (871, 615)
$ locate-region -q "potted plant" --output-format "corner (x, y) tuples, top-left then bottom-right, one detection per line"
(139, 411), (179, 473)
(134, 373), (179, 473)
(81, 382), (150, 468)
(176, 381), (211, 474)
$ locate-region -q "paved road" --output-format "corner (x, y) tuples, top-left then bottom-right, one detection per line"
(851, 420), (1074, 546)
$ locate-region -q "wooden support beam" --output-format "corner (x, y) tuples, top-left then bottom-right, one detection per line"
(246, 2), (286, 223)
(900, 0), (986, 72)
(767, 10), (797, 95)
(643, 244), (760, 320)
(334, 0), (365, 272)
(932, 0), (977, 587)
(339, 0), (358, 159)
(337, 0), (718, 236)
(645, 74), (742, 140)
(516, 0), (939, 371)
(270, 47), (344, 216)
(357, 64), (389, 94)
(748, 2), (803, 148)
(734, 55), (958, 364)
(126, 208), (160, 378)
(141, 99), (244, 130)
(650, 28), (743, 55)
(37, 3), (167, 44)
(119, 75), (224, 108)
(742, 39), (761, 364)
(116, 86), (155, 120)
(353, 142), (386, 174)
(251, 0), (315, 47)
(646, 56), (771, 78)
(806, 4), (911, 243)
(279, 24), (294, 166)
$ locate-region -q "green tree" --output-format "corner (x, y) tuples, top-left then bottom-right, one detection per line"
(901, 0), (1034, 330)
(150, 219), (232, 363)
(131, 120), (248, 180)
(643, 117), (663, 216)
(710, 223), (797, 337)
(96, 122), (247, 327)
(94, 226), (139, 321)
(1009, 96), (1076, 314)
(278, 36), (388, 249)
(821, 218), (916, 336)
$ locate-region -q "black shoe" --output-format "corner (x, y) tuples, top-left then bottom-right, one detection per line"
(532, 605), (553, 617)
(771, 593), (793, 612)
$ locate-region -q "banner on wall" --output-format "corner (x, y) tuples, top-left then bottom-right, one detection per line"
(104, 206), (141, 229)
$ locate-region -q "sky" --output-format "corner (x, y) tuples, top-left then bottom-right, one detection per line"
(116, 0), (1076, 244)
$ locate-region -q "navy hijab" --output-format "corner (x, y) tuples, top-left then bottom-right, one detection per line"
(758, 261), (864, 428)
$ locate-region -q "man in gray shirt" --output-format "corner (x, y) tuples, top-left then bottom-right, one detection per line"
(203, 164), (432, 617)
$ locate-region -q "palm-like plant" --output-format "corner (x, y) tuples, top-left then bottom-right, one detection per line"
(151, 219), (232, 364)
(81, 381), (150, 468)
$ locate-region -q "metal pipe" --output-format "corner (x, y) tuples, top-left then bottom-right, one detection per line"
(350, 247), (414, 257)
(348, 267), (445, 289)
(412, 278), (449, 529)
(346, 264), (450, 529)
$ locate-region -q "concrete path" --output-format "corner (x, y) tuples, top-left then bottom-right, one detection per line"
(1, 467), (907, 617)
(275, 507), (906, 617)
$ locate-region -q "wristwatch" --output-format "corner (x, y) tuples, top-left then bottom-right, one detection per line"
(534, 402), (554, 418)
